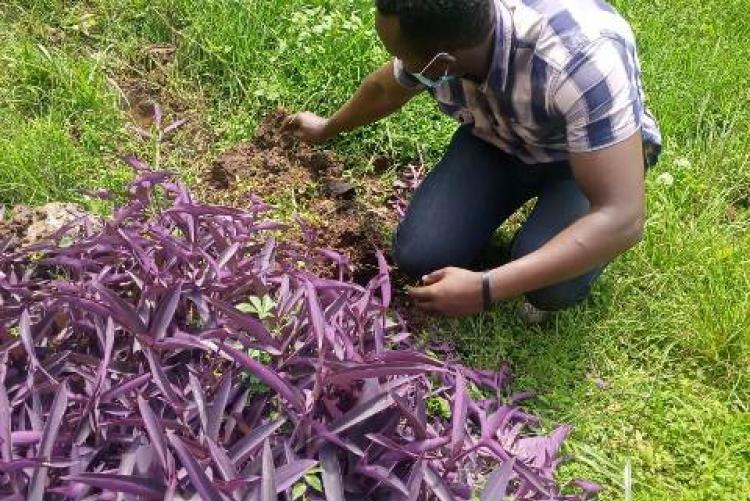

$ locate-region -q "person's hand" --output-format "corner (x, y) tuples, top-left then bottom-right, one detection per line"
(407, 267), (485, 317)
(282, 112), (335, 144)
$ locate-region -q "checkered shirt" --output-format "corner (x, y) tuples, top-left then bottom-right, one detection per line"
(394, 0), (662, 166)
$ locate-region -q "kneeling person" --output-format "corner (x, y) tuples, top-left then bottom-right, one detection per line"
(286, 0), (661, 317)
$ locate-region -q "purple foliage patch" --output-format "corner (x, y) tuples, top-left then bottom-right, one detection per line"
(391, 164), (425, 219)
(0, 159), (598, 499)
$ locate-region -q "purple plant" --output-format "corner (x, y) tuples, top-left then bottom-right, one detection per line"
(0, 159), (600, 500)
(391, 164), (425, 218)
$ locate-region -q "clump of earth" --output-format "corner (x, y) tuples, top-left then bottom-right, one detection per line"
(205, 111), (401, 284)
(0, 202), (90, 249)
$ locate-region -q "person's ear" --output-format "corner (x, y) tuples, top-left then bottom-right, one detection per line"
(440, 53), (457, 65)
(438, 53), (457, 71)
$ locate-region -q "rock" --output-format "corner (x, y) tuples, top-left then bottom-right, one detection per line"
(0, 202), (91, 247)
(371, 155), (392, 174)
(325, 179), (356, 199)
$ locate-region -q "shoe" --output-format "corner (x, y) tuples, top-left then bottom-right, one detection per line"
(517, 302), (552, 326)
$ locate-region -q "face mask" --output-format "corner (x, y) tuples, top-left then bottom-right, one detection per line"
(412, 72), (456, 88)
(410, 52), (456, 88)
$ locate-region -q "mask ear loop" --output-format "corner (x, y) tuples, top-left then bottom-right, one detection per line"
(416, 52), (451, 78)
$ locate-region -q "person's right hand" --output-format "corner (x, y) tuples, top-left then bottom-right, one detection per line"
(283, 112), (335, 144)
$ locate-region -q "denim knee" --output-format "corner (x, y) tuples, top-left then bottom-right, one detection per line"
(392, 224), (446, 280)
(511, 231), (597, 311)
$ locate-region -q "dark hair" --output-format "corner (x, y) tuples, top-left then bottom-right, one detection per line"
(375, 0), (494, 53)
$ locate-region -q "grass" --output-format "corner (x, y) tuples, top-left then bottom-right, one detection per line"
(1, 0), (748, 499)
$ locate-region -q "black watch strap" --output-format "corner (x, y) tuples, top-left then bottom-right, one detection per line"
(482, 271), (493, 311)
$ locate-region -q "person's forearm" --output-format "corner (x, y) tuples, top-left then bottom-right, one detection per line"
(489, 208), (644, 301)
(325, 63), (417, 136)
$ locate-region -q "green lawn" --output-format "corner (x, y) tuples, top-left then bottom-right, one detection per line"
(1, 1), (748, 499)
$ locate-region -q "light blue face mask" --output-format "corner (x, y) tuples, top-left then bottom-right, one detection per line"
(410, 52), (456, 88)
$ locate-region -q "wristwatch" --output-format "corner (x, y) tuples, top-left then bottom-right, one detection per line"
(482, 271), (493, 311)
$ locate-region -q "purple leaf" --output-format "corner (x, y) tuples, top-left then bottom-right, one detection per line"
(480, 458), (515, 501)
(482, 439), (553, 497)
(207, 370), (232, 443)
(10, 430), (41, 445)
(95, 317), (115, 394)
(218, 343), (303, 412)
(320, 445), (345, 501)
(328, 389), (395, 435)
(0, 165), (594, 499)
(357, 464), (409, 496)
(162, 118), (189, 136)
(120, 155), (152, 172)
(273, 459), (318, 493)
(328, 361), (443, 383)
(401, 435), (451, 455)
(189, 371), (209, 437)
(150, 282), (182, 339)
(405, 461), (424, 501)
(391, 392), (428, 439)
(144, 349), (183, 409)
(423, 465), (456, 501)
(224, 388), (249, 443)
(137, 395), (174, 478)
(28, 381), (68, 501)
(127, 124), (152, 140)
(92, 282), (147, 334)
(451, 371), (468, 457)
(153, 104), (163, 128)
(570, 478), (603, 494)
(0, 458), (50, 473)
(64, 473), (166, 499)
(229, 418), (286, 464)
(167, 431), (225, 501)
(509, 391), (536, 404)
(310, 422), (365, 458)
(206, 436), (238, 481)
(0, 356), (12, 464)
(212, 298), (277, 348)
(305, 280), (326, 351)
(100, 373), (151, 403)
(261, 439), (276, 501)
(375, 250), (391, 309)
(19, 309), (42, 370)
(375, 350), (444, 367)
(514, 424), (571, 469)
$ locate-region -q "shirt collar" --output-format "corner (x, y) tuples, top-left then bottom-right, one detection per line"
(483, 0), (514, 93)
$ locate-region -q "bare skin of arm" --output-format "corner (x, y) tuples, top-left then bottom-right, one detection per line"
(284, 61), (421, 143)
(409, 131), (646, 316)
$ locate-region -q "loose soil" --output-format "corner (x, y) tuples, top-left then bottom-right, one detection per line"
(109, 43), (406, 287)
(0, 203), (90, 248)
(108, 41), (216, 167)
(204, 111), (402, 285)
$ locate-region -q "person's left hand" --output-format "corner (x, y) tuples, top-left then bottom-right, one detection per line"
(407, 267), (485, 317)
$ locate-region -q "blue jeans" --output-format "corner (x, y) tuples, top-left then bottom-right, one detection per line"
(393, 126), (605, 311)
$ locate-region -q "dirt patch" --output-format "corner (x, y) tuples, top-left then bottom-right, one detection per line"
(0, 203), (90, 248)
(202, 111), (436, 329)
(204, 111), (403, 284)
(114, 74), (210, 140)
(107, 44), (401, 285)
(108, 40), (216, 164)
(207, 111), (346, 189)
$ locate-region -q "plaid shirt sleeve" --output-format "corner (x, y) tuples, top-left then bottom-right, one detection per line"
(392, 58), (426, 90)
(553, 37), (644, 152)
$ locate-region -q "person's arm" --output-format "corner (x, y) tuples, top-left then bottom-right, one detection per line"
(486, 132), (645, 298)
(408, 133), (645, 316)
(285, 60), (422, 143)
(408, 38), (648, 316)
